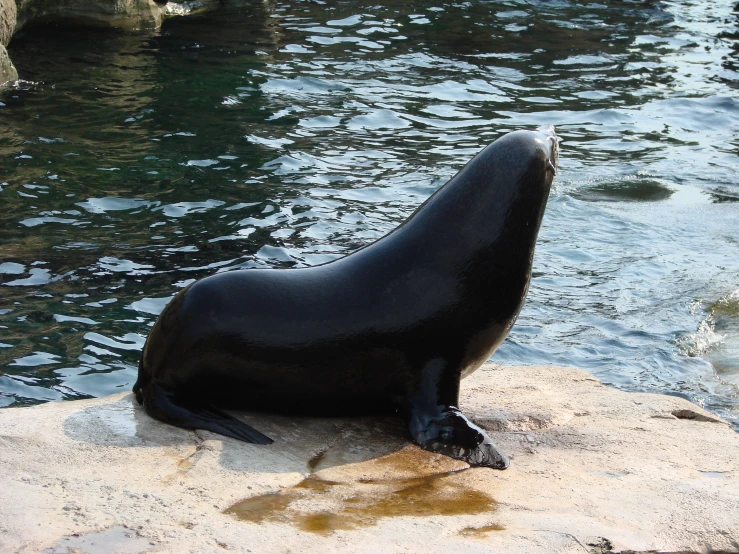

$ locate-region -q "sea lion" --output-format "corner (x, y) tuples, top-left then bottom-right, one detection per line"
(133, 126), (558, 470)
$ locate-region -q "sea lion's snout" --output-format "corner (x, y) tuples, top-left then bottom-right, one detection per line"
(536, 124), (559, 174)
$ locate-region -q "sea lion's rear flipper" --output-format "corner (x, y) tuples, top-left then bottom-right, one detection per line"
(142, 383), (273, 445)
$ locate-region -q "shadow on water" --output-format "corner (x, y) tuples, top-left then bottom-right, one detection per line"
(570, 179), (674, 202)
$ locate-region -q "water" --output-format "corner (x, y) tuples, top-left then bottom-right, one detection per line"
(1, 0), (738, 428)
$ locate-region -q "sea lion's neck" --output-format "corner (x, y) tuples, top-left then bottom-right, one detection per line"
(363, 140), (552, 277)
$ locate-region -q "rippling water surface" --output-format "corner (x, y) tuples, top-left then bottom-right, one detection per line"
(1, 0), (738, 427)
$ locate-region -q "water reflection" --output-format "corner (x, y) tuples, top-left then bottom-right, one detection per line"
(720, 4), (739, 89)
(1, 1), (738, 427)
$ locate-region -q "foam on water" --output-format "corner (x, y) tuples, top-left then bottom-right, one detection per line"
(677, 315), (726, 358)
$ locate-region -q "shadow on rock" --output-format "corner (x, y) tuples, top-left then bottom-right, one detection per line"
(63, 394), (410, 475)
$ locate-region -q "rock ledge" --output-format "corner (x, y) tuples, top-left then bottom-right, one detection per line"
(0, 364), (737, 554)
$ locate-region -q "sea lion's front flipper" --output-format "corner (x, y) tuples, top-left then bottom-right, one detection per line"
(142, 383), (273, 445)
(406, 359), (509, 469)
(409, 406), (509, 469)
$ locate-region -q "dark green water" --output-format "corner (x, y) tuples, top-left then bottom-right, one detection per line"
(1, 1), (738, 428)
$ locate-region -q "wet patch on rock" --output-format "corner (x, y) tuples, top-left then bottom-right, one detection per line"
(225, 446), (499, 535)
(43, 525), (150, 554)
(458, 523), (505, 537)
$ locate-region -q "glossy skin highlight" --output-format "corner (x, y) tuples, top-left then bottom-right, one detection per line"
(134, 127), (558, 469)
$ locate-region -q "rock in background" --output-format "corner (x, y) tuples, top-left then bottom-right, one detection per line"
(13, 0), (164, 31)
(0, 0), (17, 85)
(0, 0), (260, 87)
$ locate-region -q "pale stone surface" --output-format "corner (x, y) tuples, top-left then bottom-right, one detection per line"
(0, 364), (737, 554)
(1, 0), (16, 46)
(0, 43), (16, 84)
(0, 0), (16, 84)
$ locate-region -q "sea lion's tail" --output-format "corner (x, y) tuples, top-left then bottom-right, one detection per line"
(141, 382), (273, 445)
